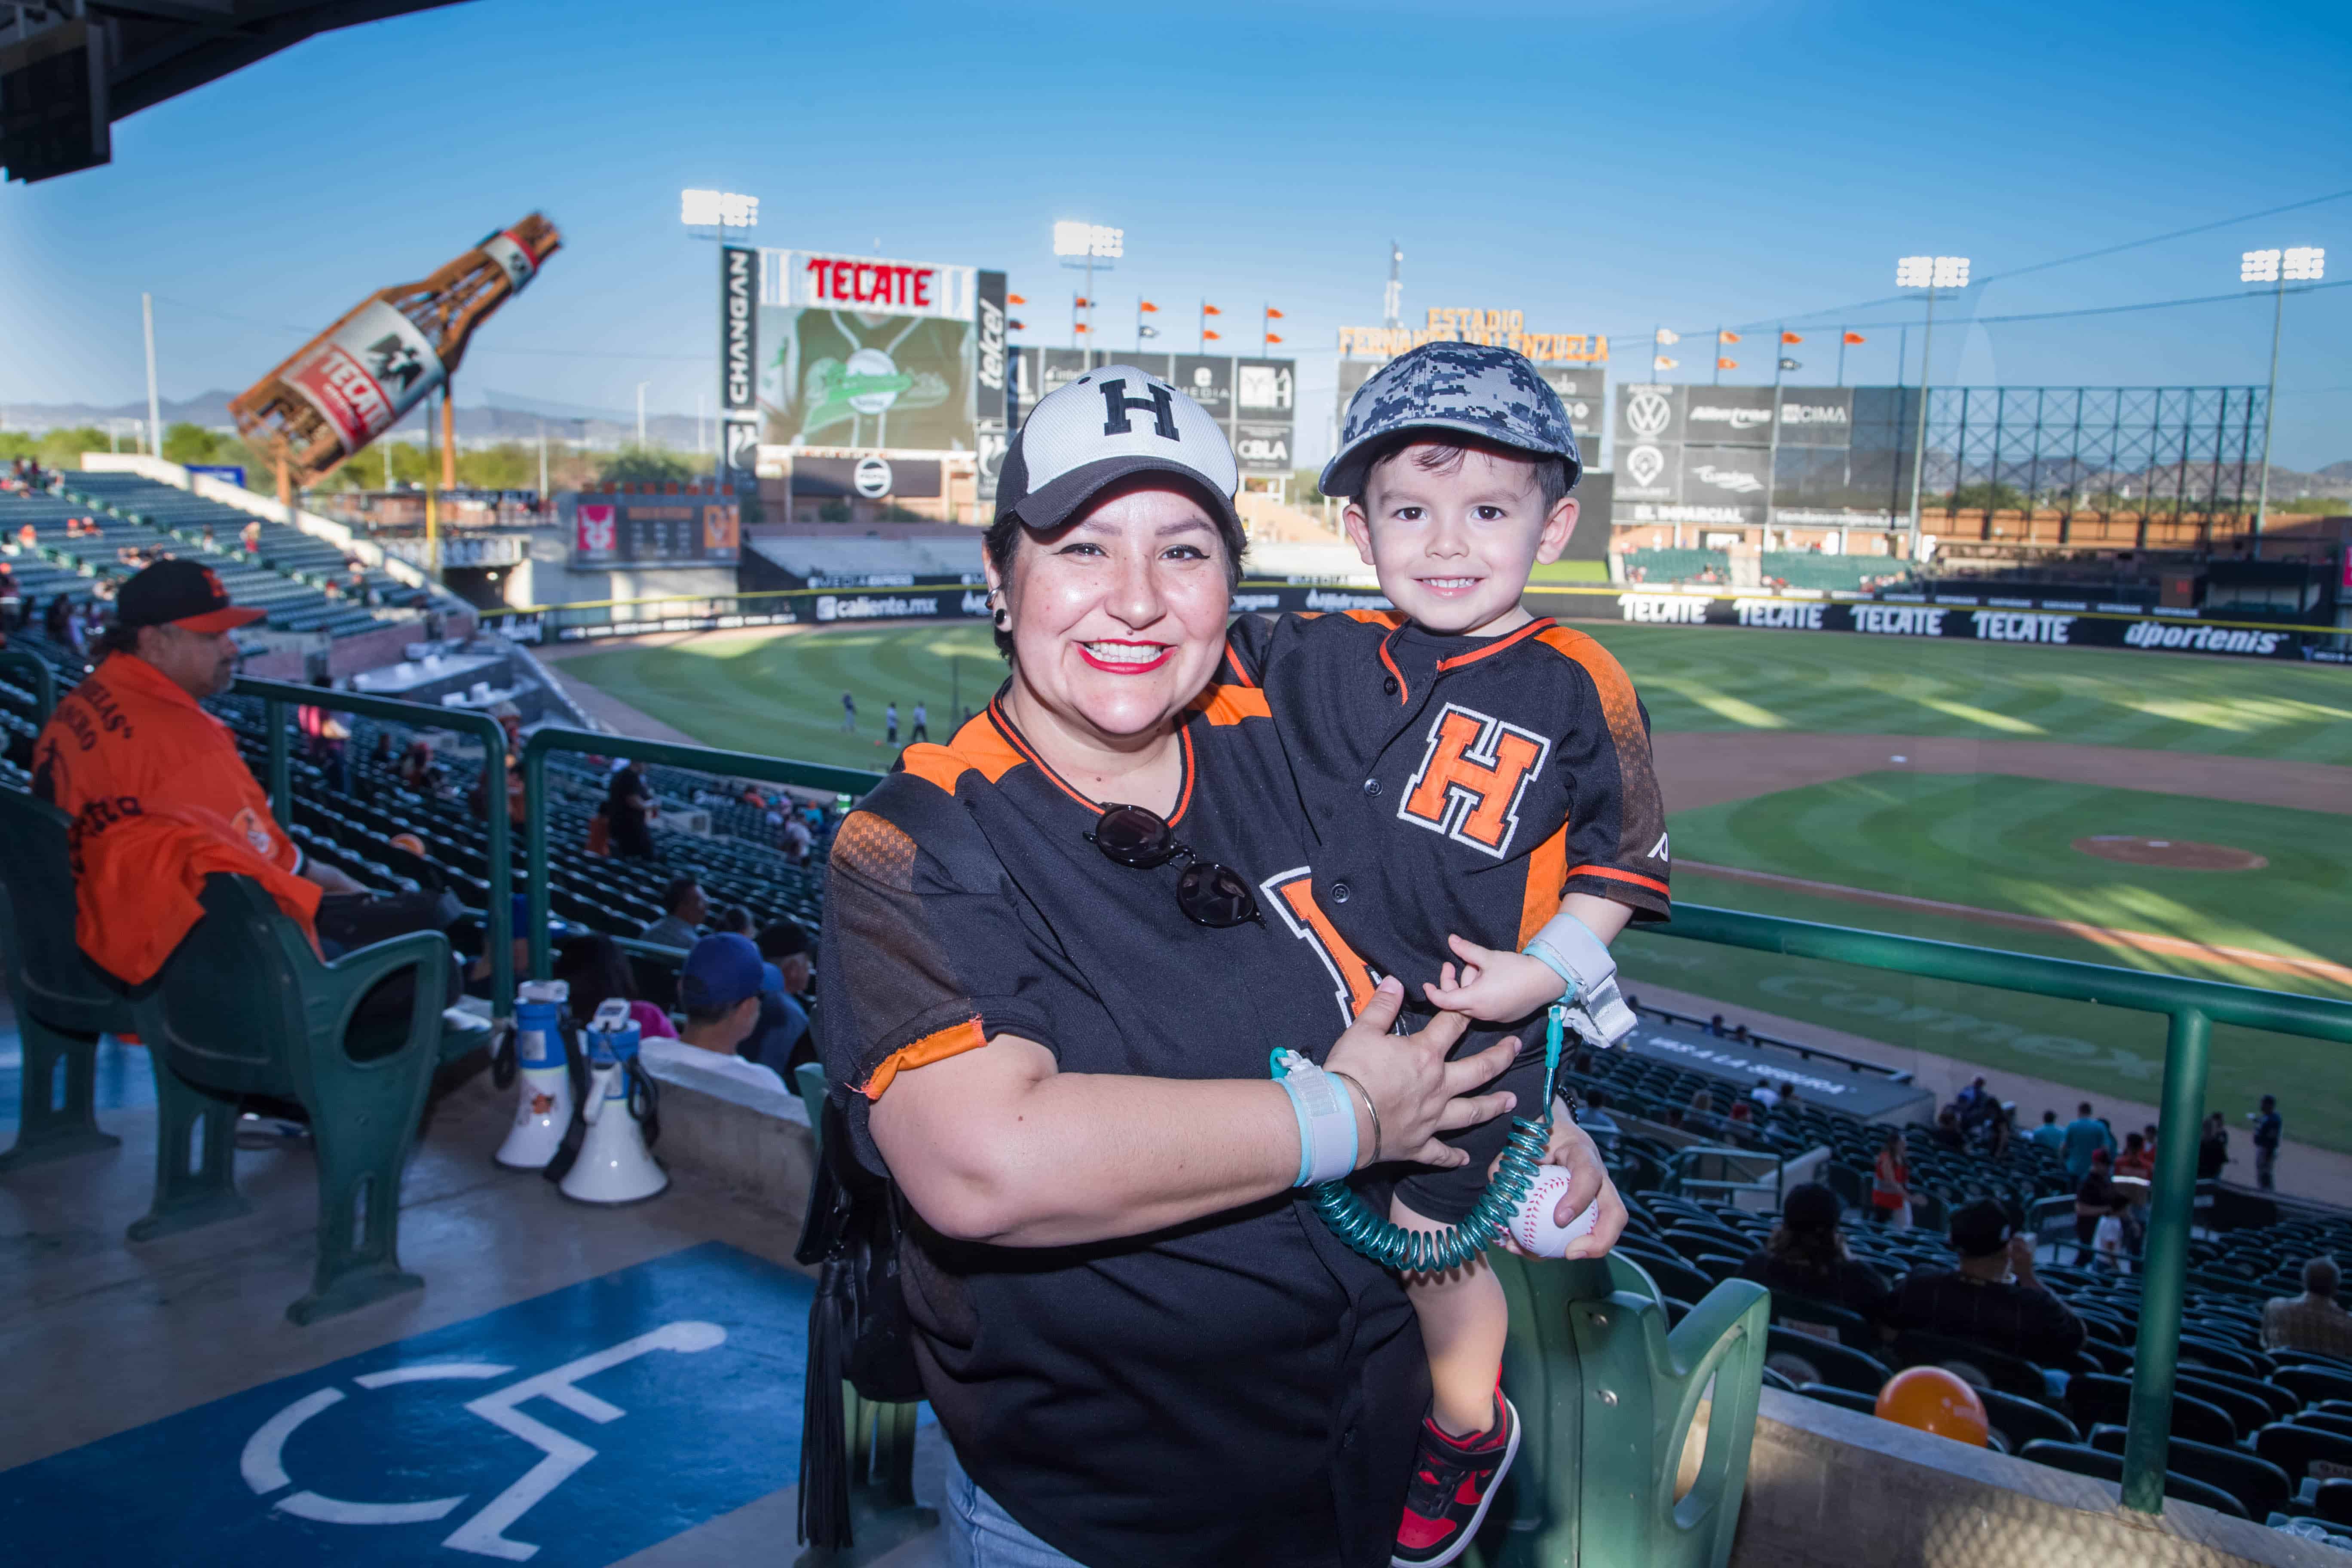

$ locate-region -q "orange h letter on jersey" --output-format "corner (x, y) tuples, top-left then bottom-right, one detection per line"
(1399, 704), (1550, 858)
(1263, 868), (1381, 1023)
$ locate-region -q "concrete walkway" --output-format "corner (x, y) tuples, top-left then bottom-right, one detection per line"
(1629, 979), (2352, 1207)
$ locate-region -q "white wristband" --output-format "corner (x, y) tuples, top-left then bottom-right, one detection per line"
(1526, 911), (1638, 1049)
(1274, 1051), (1359, 1186)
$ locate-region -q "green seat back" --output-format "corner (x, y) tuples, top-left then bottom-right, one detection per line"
(0, 787), (137, 1035)
(1487, 1250), (1770, 1568)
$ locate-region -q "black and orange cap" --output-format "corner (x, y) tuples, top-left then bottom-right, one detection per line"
(116, 558), (266, 633)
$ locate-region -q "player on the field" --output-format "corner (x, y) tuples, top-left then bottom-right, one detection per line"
(840, 690), (856, 732)
(1227, 342), (1668, 1567)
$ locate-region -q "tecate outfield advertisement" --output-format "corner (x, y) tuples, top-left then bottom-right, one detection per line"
(756, 249), (982, 451)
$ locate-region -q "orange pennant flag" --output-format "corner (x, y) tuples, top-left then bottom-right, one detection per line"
(1780, 331), (1803, 344)
(1265, 306), (1285, 318)
(1008, 294), (1027, 305)
(1718, 331), (1741, 344)
(1843, 331), (1866, 345)
(1716, 357), (1738, 370)
(1266, 333), (1284, 344)
(1075, 324), (1090, 334)
(1202, 303), (1223, 316)
(1203, 329), (1221, 340)
(1139, 300), (1159, 312)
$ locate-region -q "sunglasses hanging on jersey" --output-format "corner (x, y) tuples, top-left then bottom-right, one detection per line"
(1086, 804), (1262, 928)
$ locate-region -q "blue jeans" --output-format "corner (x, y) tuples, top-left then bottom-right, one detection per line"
(940, 1446), (1086, 1567)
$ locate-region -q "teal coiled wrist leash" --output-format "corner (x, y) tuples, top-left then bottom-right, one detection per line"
(1272, 1002), (1567, 1273)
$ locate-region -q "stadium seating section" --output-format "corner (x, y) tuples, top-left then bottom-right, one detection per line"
(5, 603), (2350, 1541)
(1620, 548), (1729, 582)
(1760, 551), (1884, 591)
(3, 476), (425, 641)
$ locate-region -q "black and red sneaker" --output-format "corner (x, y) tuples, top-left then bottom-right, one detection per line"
(1392, 1394), (1520, 1568)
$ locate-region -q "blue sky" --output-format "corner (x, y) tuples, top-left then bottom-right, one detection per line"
(2, 0), (2347, 468)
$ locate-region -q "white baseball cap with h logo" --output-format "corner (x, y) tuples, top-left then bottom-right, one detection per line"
(995, 364), (1241, 536)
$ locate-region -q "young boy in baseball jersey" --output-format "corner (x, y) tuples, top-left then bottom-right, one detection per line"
(1226, 342), (1667, 1566)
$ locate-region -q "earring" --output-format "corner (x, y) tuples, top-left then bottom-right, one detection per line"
(993, 609), (1009, 630)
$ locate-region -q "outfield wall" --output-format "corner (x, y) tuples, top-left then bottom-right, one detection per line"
(478, 581), (2349, 665)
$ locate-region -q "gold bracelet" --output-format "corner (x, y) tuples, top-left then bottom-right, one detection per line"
(1329, 1070), (1382, 1165)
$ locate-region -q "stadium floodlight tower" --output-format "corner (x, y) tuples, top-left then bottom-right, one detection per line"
(2240, 245), (2324, 551)
(1054, 221), (1122, 350)
(681, 189), (760, 496)
(1896, 254), (1969, 555)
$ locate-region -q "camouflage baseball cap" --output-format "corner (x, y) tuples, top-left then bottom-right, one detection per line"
(1321, 341), (1582, 499)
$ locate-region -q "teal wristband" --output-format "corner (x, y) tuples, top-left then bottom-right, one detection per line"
(1523, 939), (1581, 1003)
(1274, 1053), (1358, 1186)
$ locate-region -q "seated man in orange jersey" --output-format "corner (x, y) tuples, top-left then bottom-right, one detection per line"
(30, 560), (450, 988)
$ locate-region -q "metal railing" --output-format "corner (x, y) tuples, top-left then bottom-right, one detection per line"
(517, 727), (882, 981)
(1654, 902), (2352, 1514)
(235, 677), (518, 1019)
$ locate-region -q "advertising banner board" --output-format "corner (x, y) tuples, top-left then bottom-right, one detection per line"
(720, 247), (757, 413)
(792, 456), (942, 499)
(975, 270), (1008, 424)
(562, 493), (740, 567)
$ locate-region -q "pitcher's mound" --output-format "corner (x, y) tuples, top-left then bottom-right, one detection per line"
(2073, 836), (2268, 871)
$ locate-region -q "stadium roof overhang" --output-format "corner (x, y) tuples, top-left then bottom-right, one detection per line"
(1, 0), (470, 182)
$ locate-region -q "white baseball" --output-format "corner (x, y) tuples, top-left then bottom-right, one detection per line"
(1509, 1164), (1600, 1258)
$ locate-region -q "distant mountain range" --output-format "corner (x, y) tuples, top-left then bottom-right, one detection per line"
(0, 390), (711, 451)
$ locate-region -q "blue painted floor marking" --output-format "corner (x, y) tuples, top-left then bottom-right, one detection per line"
(0, 1241), (813, 1566)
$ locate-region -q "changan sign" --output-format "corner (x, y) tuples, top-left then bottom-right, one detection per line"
(720, 246), (756, 413)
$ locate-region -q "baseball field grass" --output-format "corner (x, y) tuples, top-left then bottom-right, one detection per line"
(553, 619), (2352, 1150)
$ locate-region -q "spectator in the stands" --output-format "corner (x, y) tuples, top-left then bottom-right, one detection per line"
(640, 875), (705, 949)
(2073, 1148), (2129, 1267)
(467, 701), (526, 827)
(744, 919), (813, 1072)
(2262, 1257), (2352, 1360)
(1870, 1127), (1913, 1229)
(1727, 1099), (1754, 1134)
(638, 934), (786, 1093)
(709, 904), (754, 938)
(1707, 1014), (1725, 1038)
(780, 810), (813, 865)
(606, 758), (655, 860)
(2030, 1109), (2065, 1153)
(298, 674), (351, 794)
(239, 519), (261, 554)
(1736, 1183), (1892, 1330)
(1929, 1106), (1965, 1152)
(2249, 1094), (2282, 1191)
(1889, 1199), (2085, 1367)
(1955, 1076), (1989, 1113)
(398, 737), (442, 794)
(1749, 1078), (1779, 1110)
(2113, 1130), (2154, 1181)
(1776, 1081), (1798, 1109)
(2197, 1112), (2232, 1180)
(2061, 1102), (2115, 1183)
(551, 932), (675, 1041)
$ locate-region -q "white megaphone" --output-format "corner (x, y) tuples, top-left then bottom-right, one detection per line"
(560, 998), (669, 1206)
(494, 979), (573, 1170)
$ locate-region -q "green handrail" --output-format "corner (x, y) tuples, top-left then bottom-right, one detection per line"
(517, 726), (882, 981)
(1653, 902), (2352, 1514)
(233, 677), (516, 1020)
(0, 649), (56, 723)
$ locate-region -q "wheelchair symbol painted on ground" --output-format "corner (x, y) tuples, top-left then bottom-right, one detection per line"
(239, 1320), (726, 1561)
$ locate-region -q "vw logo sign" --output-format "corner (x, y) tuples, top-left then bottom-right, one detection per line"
(1626, 392), (1672, 438)
(852, 456), (894, 499)
(1626, 445), (1667, 487)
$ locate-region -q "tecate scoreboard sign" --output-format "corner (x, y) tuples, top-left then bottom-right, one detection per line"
(756, 247), (984, 450)
(285, 301), (445, 454)
(766, 249), (977, 320)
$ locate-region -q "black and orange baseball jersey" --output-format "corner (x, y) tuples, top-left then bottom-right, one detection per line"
(818, 691), (1429, 1568)
(1225, 609), (1669, 992)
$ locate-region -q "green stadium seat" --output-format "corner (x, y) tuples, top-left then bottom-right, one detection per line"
(1977, 1387), (2081, 1451)
(128, 873), (487, 1324)
(2068, 1373), (2237, 1447)
(1890, 1330), (2054, 1405)
(1794, 1382), (1880, 1419)
(1490, 1250), (1770, 1568)
(2278, 1366), (2352, 1409)
(0, 789), (131, 1170)
(1766, 1326), (1890, 1396)
(2254, 1423), (2352, 1493)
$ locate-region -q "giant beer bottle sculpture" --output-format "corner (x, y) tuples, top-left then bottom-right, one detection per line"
(231, 214), (562, 490)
